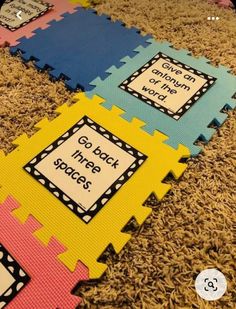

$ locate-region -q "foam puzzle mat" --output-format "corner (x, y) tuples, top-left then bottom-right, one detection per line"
(0, 0), (78, 47)
(208, 0), (235, 8)
(10, 7), (152, 90)
(0, 196), (89, 309)
(88, 38), (236, 156)
(70, 0), (90, 7)
(0, 93), (189, 279)
(0, 0), (54, 32)
(1, 1), (235, 307)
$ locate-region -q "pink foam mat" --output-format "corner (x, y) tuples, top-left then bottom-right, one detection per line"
(0, 196), (89, 308)
(208, 0), (234, 7)
(0, 0), (79, 47)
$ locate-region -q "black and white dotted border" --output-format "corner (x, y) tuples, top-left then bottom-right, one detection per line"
(119, 52), (217, 120)
(0, 0), (54, 32)
(24, 116), (147, 224)
(0, 244), (30, 309)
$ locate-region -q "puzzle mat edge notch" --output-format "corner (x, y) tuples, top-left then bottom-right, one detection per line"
(0, 0), (79, 47)
(10, 7), (152, 91)
(0, 93), (189, 279)
(88, 38), (236, 156)
(0, 196), (89, 309)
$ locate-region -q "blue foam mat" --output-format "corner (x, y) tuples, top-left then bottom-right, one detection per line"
(10, 7), (151, 91)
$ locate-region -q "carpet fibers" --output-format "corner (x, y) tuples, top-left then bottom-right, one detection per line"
(0, 0), (235, 308)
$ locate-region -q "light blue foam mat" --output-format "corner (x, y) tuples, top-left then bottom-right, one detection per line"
(88, 38), (236, 156)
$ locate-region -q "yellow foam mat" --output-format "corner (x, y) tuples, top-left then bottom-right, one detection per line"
(69, 0), (90, 8)
(0, 93), (189, 279)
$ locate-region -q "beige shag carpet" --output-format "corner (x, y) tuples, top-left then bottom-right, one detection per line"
(0, 0), (235, 308)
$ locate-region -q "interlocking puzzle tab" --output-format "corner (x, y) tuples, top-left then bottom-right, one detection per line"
(0, 93), (189, 279)
(88, 38), (236, 156)
(0, 0), (78, 47)
(0, 196), (89, 308)
(10, 7), (152, 90)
